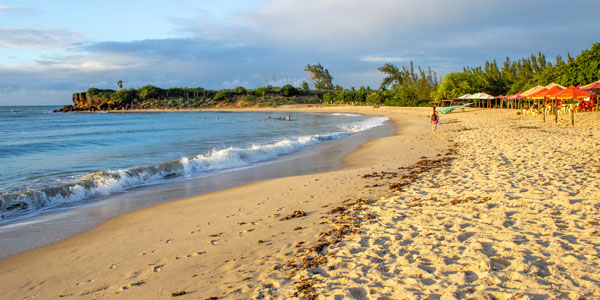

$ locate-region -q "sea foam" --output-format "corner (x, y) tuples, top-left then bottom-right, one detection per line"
(0, 116), (388, 221)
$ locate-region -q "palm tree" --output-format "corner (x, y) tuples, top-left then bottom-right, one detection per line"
(378, 63), (403, 90)
(117, 80), (123, 89)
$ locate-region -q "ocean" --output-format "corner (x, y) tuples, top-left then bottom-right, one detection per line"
(0, 106), (387, 223)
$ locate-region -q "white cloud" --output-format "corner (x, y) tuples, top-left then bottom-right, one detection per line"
(0, 27), (83, 50)
(362, 55), (410, 63)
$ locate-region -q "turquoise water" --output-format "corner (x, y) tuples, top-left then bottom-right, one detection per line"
(0, 106), (387, 221)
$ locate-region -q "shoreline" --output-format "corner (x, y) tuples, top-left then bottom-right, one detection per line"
(0, 110), (393, 258)
(5, 106), (595, 298)
(0, 106), (445, 299)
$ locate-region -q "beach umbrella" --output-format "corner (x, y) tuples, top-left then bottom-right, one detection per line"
(457, 93), (472, 99)
(545, 86), (566, 99)
(521, 85), (546, 97)
(468, 92), (495, 99)
(508, 92), (524, 100)
(531, 86), (564, 100)
(529, 88), (550, 99)
(580, 80), (600, 93)
(554, 85), (593, 100)
(544, 83), (566, 89)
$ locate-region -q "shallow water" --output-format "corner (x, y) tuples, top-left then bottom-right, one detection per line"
(1, 107), (386, 222)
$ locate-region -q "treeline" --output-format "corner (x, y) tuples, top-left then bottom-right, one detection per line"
(62, 84), (327, 111)
(60, 43), (599, 111)
(305, 62), (438, 106)
(433, 42), (600, 100)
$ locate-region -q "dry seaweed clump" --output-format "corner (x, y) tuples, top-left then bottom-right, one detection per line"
(277, 148), (458, 298)
(280, 210), (307, 220)
(390, 157), (455, 192)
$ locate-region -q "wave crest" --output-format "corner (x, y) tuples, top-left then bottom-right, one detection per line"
(0, 116), (387, 221)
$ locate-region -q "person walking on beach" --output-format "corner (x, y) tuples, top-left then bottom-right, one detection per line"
(430, 106), (439, 133)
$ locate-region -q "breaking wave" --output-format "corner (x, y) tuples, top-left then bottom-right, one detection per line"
(0, 116), (388, 221)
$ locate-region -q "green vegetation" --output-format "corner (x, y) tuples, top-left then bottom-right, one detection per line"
(63, 43), (599, 111)
(432, 42), (600, 100)
(304, 63), (334, 90)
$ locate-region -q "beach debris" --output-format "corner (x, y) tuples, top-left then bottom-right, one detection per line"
(171, 290), (186, 297)
(293, 226), (303, 230)
(275, 148), (460, 298)
(280, 210), (307, 220)
(258, 239), (264, 243)
(361, 171), (398, 179)
(450, 196), (491, 205)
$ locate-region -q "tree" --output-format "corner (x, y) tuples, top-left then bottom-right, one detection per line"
(281, 84), (298, 97)
(304, 63), (334, 90)
(432, 72), (483, 100)
(138, 85), (162, 100)
(117, 80), (123, 89)
(301, 81), (309, 92)
(378, 63), (402, 89)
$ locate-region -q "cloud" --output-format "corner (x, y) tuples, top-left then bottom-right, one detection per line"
(2, 0), (600, 105)
(178, 0), (599, 55)
(362, 55), (410, 63)
(0, 5), (35, 15)
(0, 27), (83, 50)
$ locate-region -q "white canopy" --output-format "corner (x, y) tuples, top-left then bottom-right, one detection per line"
(468, 92), (495, 100)
(457, 93), (472, 99)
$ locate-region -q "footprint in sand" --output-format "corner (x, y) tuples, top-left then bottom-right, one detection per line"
(186, 251), (205, 258)
(153, 264), (164, 272)
(120, 280), (146, 290)
(239, 228), (255, 235)
(348, 287), (369, 300)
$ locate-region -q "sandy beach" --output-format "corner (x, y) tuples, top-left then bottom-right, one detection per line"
(1, 106), (598, 299)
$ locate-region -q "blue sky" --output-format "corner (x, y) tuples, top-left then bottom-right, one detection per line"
(1, 0), (599, 105)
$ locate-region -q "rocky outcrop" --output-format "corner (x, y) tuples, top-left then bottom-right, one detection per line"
(55, 91), (137, 112)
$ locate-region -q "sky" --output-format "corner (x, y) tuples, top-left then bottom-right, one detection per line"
(1, 0), (599, 105)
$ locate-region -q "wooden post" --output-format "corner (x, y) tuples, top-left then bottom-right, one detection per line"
(555, 102), (558, 123)
(571, 105), (575, 126)
(543, 108), (546, 122)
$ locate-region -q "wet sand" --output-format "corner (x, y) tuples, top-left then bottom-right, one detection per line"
(0, 111), (394, 258)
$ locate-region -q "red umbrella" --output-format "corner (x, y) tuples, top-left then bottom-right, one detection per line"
(508, 92), (524, 100)
(554, 85), (593, 100)
(580, 80), (600, 93)
(542, 86), (565, 99)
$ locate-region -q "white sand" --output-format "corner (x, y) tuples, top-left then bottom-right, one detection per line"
(255, 109), (600, 299)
